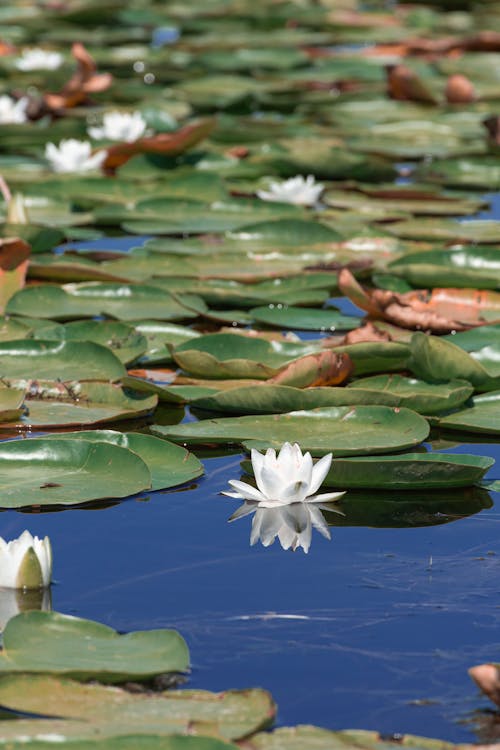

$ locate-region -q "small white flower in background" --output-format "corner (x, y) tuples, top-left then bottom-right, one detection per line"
(88, 111), (147, 142)
(0, 95), (29, 124)
(15, 48), (63, 71)
(257, 175), (324, 206)
(223, 442), (343, 508)
(45, 139), (107, 173)
(0, 530), (52, 589)
(223, 442), (345, 553)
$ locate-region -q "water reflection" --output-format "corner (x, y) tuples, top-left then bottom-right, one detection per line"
(0, 587), (51, 632)
(325, 487), (493, 528)
(228, 488), (492, 551)
(230, 499), (342, 553)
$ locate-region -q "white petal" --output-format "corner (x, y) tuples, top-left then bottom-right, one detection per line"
(250, 449), (267, 495)
(308, 490), (346, 504)
(226, 479), (267, 504)
(308, 453), (333, 496)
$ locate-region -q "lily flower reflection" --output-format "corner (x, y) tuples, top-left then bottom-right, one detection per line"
(230, 499), (342, 553)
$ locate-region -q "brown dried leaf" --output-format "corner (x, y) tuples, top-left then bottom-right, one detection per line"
(343, 322), (391, 345)
(102, 118), (216, 173)
(269, 351), (352, 388)
(469, 664), (500, 708)
(445, 74), (476, 104)
(44, 42), (112, 112)
(0, 237), (30, 314)
(386, 64), (438, 104)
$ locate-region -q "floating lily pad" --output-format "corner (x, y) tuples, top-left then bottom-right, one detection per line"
(33, 320), (148, 365)
(249, 305), (360, 332)
(43, 430), (204, 490)
(439, 391), (500, 435)
(192, 376), (472, 416)
(0, 611), (189, 683)
(7, 284), (205, 322)
(347, 374), (473, 414)
(6, 382), (157, 429)
(0, 438), (151, 507)
(0, 340), (125, 381)
(0, 387), (25, 422)
(388, 247), (500, 290)
(153, 406), (429, 456)
(409, 332), (500, 392)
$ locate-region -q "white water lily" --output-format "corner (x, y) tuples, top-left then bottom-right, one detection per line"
(257, 175), (324, 206)
(0, 530), (52, 589)
(0, 95), (29, 124)
(45, 139), (107, 173)
(223, 442), (345, 508)
(88, 111), (147, 142)
(15, 48), (63, 71)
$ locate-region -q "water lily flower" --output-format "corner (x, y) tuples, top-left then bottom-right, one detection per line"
(0, 95), (29, 124)
(88, 111), (147, 142)
(45, 139), (107, 173)
(15, 48), (63, 71)
(257, 175), (324, 206)
(0, 530), (52, 589)
(223, 442), (345, 508)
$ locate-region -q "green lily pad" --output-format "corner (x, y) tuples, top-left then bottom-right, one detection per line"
(0, 672), (273, 744)
(0, 438), (151, 507)
(153, 406), (429, 456)
(249, 305), (360, 332)
(33, 320), (148, 365)
(43, 430), (204, 490)
(326, 453), (493, 489)
(0, 736), (235, 750)
(0, 738), (236, 750)
(347, 374), (473, 414)
(7, 284), (205, 322)
(250, 726), (466, 750)
(388, 247), (500, 290)
(385, 218), (500, 244)
(439, 391), (500, 435)
(0, 387), (25, 422)
(0, 611), (189, 683)
(10, 382), (157, 429)
(0, 340), (125, 381)
(409, 332), (500, 392)
(133, 321), (200, 365)
(193, 376), (472, 416)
